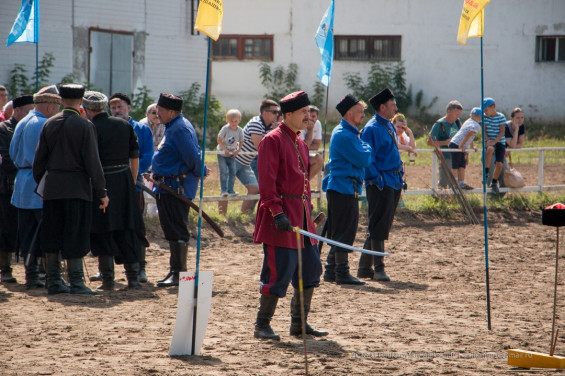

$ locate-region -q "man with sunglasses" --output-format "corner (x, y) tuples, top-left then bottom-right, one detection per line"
(234, 99), (280, 213)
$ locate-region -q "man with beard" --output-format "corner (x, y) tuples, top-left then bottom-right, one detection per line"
(10, 86), (60, 288)
(33, 84), (108, 295)
(0, 95), (34, 283)
(83, 91), (147, 290)
(107, 92), (153, 282)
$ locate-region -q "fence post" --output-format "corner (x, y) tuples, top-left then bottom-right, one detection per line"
(431, 153), (438, 190)
(538, 150), (544, 191)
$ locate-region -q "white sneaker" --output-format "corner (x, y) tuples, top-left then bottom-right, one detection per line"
(221, 192), (228, 197)
(228, 192), (239, 197)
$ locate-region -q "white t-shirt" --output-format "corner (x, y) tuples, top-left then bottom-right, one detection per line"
(450, 118), (480, 148)
(396, 132), (411, 153)
(299, 120), (322, 142)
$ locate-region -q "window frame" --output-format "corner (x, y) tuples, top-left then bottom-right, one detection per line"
(212, 34), (274, 61)
(334, 35), (402, 62)
(536, 35), (565, 62)
(88, 27), (135, 96)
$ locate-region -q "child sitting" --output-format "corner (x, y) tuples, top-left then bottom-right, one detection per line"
(448, 107), (481, 190)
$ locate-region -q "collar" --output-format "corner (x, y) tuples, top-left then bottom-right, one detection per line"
(164, 113), (183, 128)
(340, 118), (361, 136)
(259, 115), (271, 131)
(279, 123), (299, 140)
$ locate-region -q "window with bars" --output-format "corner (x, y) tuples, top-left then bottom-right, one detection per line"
(212, 35), (273, 60)
(335, 35), (401, 61)
(536, 36), (565, 62)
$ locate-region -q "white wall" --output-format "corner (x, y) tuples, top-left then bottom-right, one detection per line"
(215, 0), (565, 122)
(0, 0), (207, 102)
(1, 0), (563, 122)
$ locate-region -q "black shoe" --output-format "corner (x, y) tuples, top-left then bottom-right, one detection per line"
(26, 279), (46, 290)
(1, 271), (17, 283)
(127, 280), (142, 289)
(323, 268), (335, 283)
(138, 269), (148, 283)
(336, 273), (365, 285)
(157, 271), (173, 284)
(97, 280), (115, 291)
(254, 321), (280, 340)
(290, 322), (328, 337)
(357, 268), (374, 279)
(157, 272), (179, 287)
(373, 271), (391, 282)
(89, 272), (102, 282)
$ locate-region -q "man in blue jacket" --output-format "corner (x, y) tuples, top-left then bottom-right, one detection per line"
(322, 94), (372, 285)
(358, 88), (403, 282)
(152, 93), (205, 287)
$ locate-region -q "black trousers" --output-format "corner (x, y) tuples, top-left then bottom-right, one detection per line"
(41, 199), (92, 259)
(326, 189), (359, 254)
(366, 184), (401, 241)
(156, 193), (190, 242)
(17, 208), (42, 258)
(0, 193), (18, 253)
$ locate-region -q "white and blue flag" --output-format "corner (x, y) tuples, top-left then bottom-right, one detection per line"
(315, 0), (335, 87)
(7, 0), (39, 46)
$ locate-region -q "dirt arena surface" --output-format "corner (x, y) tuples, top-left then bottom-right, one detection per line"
(1, 162), (564, 375)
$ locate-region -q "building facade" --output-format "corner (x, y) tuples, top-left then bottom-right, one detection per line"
(1, 0), (564, 122)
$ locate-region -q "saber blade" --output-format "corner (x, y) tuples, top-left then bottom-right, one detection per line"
(295, 228), (390, 257)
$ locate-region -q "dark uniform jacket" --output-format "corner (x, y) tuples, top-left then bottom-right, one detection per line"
(32, 108), (106, 201)
(0, 117), (18, 194)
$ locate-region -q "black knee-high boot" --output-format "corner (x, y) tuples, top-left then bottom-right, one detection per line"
(254, 294), (280, 340)
(289, 288), (328, 337)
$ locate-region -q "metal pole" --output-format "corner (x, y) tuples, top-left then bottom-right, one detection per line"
(550, 226), (559, 356)
(480, 35), (492, 330)
(192, 36), (212, 355)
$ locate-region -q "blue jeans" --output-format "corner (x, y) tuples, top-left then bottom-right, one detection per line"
(217, 155), (237, 194)
(250, 155), (259, 181)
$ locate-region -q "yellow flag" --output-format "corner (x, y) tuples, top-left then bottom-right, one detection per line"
(194, 0), (223, 41)
(457, 0), (490, 45)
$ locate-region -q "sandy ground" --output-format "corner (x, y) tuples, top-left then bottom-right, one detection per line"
(1, 163), (564, 375)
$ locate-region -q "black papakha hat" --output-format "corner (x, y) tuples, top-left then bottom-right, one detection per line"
(109, 92), (131, 105)
(58, 84), (85, 99)
(12, 95), (34, 108)
(369, 88), (395, 111)
(157, 93), (183, 111)
(280, 91), (310, 114)
(336, 94), (361, 116)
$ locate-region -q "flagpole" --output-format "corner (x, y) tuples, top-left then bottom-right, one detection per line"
(35, 42), (38, 91)
(192, 36), (212, 355)
(479, 35), (492, 331)
(321, 86), (329, 164)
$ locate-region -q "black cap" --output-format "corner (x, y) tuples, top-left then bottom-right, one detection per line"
(157, 93), (183, 111)
(279, 91), (310, 114)
(336, 94), (361, 117)
(59, 84), (85, 99)
(12, 95), (34, 108)
(109, 92), (131, 105)
(369, 88), (395, 111)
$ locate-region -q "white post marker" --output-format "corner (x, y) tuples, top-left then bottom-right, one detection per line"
(169, 271), (213, 356)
